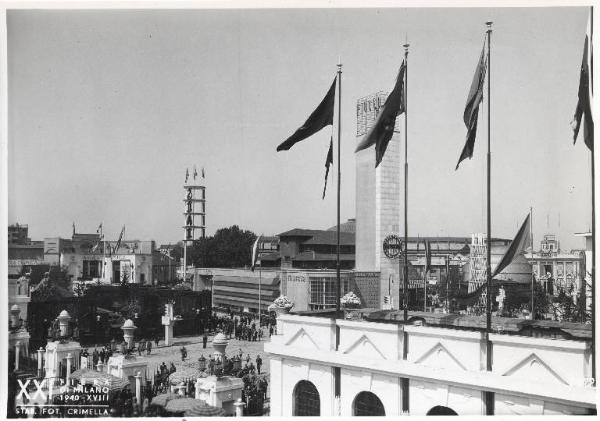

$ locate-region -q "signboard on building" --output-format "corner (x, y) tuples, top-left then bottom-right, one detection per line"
(356, 92), (401, 137)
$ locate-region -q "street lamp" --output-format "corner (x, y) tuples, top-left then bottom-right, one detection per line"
(96, 314), (101, 347)
(196, 309), (201, 335)
(198, 355), (206, 372)
(232, 355), (241, 372)
(134, 313), (139, 341)
(214, 357), (223, 377)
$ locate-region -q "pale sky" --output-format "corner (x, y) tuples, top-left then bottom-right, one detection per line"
(6, 6), (592, 250)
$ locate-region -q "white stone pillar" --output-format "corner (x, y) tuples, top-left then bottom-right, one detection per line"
(234, 398), (245, 417)
(164, 324), (173, 346)
(44, 348), (55, 381)
(121, 319), (137, 349)
(58, 310), (71, 337)
(135, 371), (142, 405)
(15, 341), (21, 370)
(66, 353), (73, 386)
(10, 305), (21, 328)
(37, 347), (44, 377)
(163, 304), (174, 346)
(195, 379), (202, 400)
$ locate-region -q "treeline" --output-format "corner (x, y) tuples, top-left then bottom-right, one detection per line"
(189, 225), (257, 268)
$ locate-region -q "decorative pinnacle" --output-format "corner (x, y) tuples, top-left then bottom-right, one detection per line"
(486, 21), (493, 32)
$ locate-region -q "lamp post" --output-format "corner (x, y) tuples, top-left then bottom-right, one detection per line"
(214, 357), (223, 378)
(134, 313), (139, 342)
(121, 319), (137, 350)
(96, 314), (101, 347)
(196, 309), (201, 335)
(57, 310), (72, 338)
(233, 355), (241, 373)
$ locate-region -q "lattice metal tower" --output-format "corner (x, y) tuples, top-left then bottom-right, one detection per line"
(469, 233), (487, 313)
(182, 168), (206, 282)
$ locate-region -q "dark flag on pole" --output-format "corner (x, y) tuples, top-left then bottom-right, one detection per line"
(491, 214), (531, 278)
(251, 235), (263, 272)
(456, 44), (487, 170)
(424, 240), (432, 274)
(114, 225), (125, 255)
(355, 61), (406, 167)
(276, 78), (337, 151)
(572, 16), (594, 151)
(322, 137), (334, 199)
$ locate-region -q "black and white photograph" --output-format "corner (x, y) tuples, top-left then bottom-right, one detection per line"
(2, 0), (598, 417)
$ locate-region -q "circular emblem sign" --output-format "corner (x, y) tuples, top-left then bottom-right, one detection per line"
(383, 234), (403, 259)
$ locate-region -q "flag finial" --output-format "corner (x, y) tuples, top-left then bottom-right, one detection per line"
(486, 21), (493, 32)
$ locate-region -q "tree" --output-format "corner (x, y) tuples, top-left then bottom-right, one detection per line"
(553, 284), (590, 323)
(532, 282), (550, 320)
(502, 286), (525, 317)
(190, 225), (257, 268)
(30, 266), (74, 302)
(575, 281), (591, 323)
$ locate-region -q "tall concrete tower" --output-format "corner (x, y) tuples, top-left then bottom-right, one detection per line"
(355, 92), (402, 310)
(183, 167), (206, 281)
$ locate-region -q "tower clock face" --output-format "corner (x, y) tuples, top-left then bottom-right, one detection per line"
(383, 234), (403, 259)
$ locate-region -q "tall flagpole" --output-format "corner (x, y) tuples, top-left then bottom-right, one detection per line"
(589, 4), (596, 384)
(530, 206), (535, 319)
(423, 271), (427, 312)
(258, 262), (262, 322)
(485, 21), (494, 416)
(446, 254), (450, 313)
(336, 62), (342, 347)
(403, 42), (410, 325)
(401, 40), (410, 416)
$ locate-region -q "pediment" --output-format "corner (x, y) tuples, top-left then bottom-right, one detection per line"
(285, 328), (320, 350)
(342, 334), (386, 360)
(502, 352), (568, 385)
(414, 342), (467, 371)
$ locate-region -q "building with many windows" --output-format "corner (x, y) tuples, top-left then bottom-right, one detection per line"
(280, 268), (353, 311)
(8, 224), (169, 289)
(260, 225), (355, 270)
(525, 234), (585, 297)
(190, 267), (280, 314)
(8, 223), (31, 245)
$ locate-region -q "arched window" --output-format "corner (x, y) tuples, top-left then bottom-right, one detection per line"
(293, 380), (320, 416)
(426, 405), (458, 415)
(353, 391), (385, 416)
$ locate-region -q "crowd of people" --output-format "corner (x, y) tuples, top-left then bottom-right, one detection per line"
(200, 311), (276, 344)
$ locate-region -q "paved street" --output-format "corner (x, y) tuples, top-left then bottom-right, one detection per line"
(92, 332), (271, 379)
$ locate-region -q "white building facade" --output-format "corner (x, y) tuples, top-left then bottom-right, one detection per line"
(266, 314), (595, 416)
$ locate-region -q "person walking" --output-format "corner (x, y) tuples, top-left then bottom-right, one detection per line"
(180, 346), (187, 361)
(203, 334), (208, 349)
(154, 335), (160, 348)
(208, 356), (215, 376)
(256, 355), (262, 375)
(146, 339), (152, 355)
